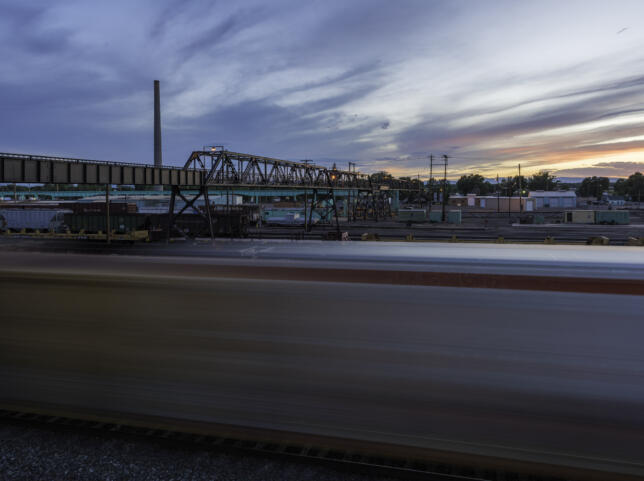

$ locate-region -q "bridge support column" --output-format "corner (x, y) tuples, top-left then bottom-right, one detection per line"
(166, 185), (214, 242)
(392, 190), (399, 214)
(306, 189), (317, 233)
(105, 184), (111, 245)
(331, 190), (341, 237)
(303, 189), (341, 239)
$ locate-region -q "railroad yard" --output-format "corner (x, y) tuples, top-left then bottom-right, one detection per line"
(249, 215), (644, 244)
(2, 195), (643, 246)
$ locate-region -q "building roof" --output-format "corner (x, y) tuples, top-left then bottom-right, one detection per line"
(528, 190), (576, 198)
(450, 195), (534, 200)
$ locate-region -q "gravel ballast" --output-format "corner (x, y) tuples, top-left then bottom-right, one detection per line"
(0, 420), (399, 481)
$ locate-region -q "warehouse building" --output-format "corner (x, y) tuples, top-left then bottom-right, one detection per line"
(449, 194), (535, 212)
(527, 190), (576, 209)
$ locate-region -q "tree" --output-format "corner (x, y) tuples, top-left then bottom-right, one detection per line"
(615, 172), (644, 201)
(614, 178), (628, 197)
(398, 176), (425, 203)
(528, 171), (558, 191)
(456, 174), (491, 195)
(499, 175), (527, 196)
(578, 176), (609, 200)
(398, 176), (423, 191)
(370, 171), (393, 183)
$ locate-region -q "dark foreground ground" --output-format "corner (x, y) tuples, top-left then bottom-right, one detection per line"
(0, 418), (396, 481)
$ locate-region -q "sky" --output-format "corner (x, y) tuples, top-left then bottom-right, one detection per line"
(1, 0), (644, 180)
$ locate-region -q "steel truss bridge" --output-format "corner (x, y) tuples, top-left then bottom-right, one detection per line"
(0, 151), (411, 190)
(1, 150), (413, 239)
(184, 150), (411, 190)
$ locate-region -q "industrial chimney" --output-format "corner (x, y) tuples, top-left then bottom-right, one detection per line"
(153, 80), (162, 191)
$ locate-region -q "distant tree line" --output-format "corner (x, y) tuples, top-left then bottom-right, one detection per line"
(569, 172), (643, 200)
(359, 169), (644, 204)
(614, 172), (644, 201)
(452, 170), (644, 201)
(455, 171), (558, 195)
(577, 176), (609, 199)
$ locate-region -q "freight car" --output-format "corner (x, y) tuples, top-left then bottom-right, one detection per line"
(594, 210), (629, 225)
(150, 212), (250, 238)
(395, 209), (461, 224)
(0, 208), (69, 232)
(63, 213), (149, 234)
(397, 209), (426, 225)
(563, 210), (630, 225)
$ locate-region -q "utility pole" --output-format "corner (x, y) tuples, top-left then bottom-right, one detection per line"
(348, 161), (356, 222)
(518, 164), (522, 213)
(303, 160), (311, 229)
(441, 154), (448, 222)
(496, 174), (500, 213)
(508, 176), (511, 222)
(429, 154), (434, 209)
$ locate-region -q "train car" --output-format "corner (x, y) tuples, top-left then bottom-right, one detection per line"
(397, 209), (426, 224)
(595, 210), (629, 225)
(63, 213), (148, 234)
(564, 210), (595, 224)
(0, 208), (69, 232)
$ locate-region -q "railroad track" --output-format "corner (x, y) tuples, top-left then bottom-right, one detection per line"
(1, 405), (637, 481)
(250, 230), (615, 245)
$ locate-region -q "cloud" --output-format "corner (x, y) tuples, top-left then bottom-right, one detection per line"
(554, 161), (644, 177)
(1, 0), (644, 178)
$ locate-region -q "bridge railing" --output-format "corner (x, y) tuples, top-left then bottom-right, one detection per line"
(0, 152), (203, 170)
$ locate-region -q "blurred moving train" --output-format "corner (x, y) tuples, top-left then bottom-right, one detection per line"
(1, 244), (643, 480)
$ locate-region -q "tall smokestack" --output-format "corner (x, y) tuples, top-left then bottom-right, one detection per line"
(153, 80), (162, 191)
(154, 80), (162, 166)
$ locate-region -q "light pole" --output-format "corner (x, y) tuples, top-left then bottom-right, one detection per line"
(441, 154), (448, 222)
(348, 162), (356, 222)
(508, 177), (511, 222)
(518, 164), (522, 213)
(303, 160), (311, 229)
(496, 174), (500, 213)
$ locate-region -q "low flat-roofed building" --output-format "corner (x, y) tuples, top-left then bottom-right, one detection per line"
(601, 193), (626, 206)
(449, 194), (534, 212)
(528, 190), (576, 209)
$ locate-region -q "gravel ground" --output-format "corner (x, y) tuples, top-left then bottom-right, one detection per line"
(0, 420), (399, 481)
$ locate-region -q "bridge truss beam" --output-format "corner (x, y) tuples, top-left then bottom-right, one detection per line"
(184, 150), (410, 191)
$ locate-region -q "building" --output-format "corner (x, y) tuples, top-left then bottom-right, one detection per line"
(449, 194), (534, 212)
(601, 193), (626, 207)
(527, 190), (576, 209)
